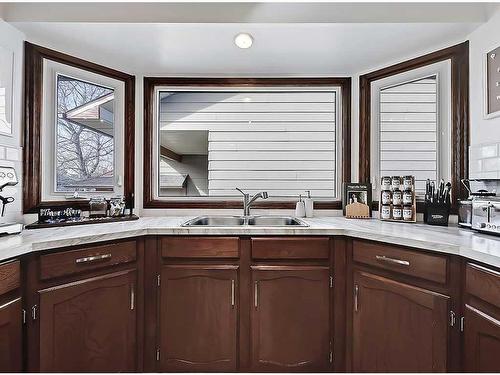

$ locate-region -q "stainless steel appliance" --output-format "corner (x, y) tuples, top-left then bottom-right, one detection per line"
(458, 179), (496, 228)
(472, 197), (500, 236)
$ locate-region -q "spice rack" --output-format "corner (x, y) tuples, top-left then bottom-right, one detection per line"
(378, 175), (416, 223)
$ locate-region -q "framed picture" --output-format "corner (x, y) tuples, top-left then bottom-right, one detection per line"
(0, 45), (14, 136)
(484, 45), (500, 119)
(343, 182), (372, 218)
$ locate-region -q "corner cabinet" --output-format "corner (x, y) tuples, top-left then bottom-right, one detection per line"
(38, 270), (137, 372)
(463, 263), (500, 372)
(0, 260), (22, 373)
(352, 270), (449, 372)
(251, 266), (331, 371)
(159, 265), (238, 371)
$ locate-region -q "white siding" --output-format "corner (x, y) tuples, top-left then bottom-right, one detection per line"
(160, 91), (337, 198)
(379, 77), (437, 193)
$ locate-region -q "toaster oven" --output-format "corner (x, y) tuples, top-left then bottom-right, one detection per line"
(472, 197), (500, 236)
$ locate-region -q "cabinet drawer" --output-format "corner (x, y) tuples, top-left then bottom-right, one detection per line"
(352, 240), (447, 284)
(40, 241), (137, 280)
(251, 237), (330, 260)
(0, 260), (20, 295)
(161, 237), (239, 258)
(466, 263), (500, 310)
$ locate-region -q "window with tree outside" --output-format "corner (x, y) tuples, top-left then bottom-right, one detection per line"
(55, 74), (115, 193)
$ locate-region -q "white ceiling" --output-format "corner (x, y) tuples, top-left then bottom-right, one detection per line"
(6, 2), (493, 75)
(12, 21), (480, 75)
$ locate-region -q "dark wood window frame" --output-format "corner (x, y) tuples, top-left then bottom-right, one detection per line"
(358, 41), (469, 211)
(23, 42), (135, 214)
(143, 77), (351, 209)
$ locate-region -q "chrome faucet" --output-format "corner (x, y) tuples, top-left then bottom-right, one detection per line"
(235, 188), (269, 216)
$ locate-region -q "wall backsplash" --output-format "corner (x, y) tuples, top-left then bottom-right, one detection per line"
(469, 141), (500, 180)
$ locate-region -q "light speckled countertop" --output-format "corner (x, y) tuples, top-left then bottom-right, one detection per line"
(0, 216), (499, 268)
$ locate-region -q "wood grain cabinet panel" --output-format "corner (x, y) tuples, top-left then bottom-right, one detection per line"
(39, 241), (137, 280)
(0, 298), (22, 372)
(353, 240), (447, 284)
(159, 265), (238, 371)
(161, 237), (239, 258)
(38, 270), (137, 372)
(251, 237), (330, 260)
(464, 305), (500, 372)
(466, 263), (500, 310)
(352, 270), (449, 372)
(251, 266), (331, 372)
(0, 260), (20, 295)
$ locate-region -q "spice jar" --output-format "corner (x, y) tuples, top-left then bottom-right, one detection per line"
(392, 190), (402, 205)
(402, 175), (414, 190)
(392, 205), (403, 220)
(381, 190), (392, 205)
(391, 176), (401, 191)
(381, 205), (391, 220)
(381, 176), (392, 191)
(403, 205), (413, 221)
(402, 190), (413, 205)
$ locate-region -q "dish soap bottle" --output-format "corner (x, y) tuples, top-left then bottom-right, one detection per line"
(295, 194), (305, 218)
(304, 190), (314, 218)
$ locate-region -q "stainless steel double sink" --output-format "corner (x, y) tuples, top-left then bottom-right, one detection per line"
(182, 215), (308, 227)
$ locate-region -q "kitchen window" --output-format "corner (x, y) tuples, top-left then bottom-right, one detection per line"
(358, 42), (469, 207)
(144, 78), (351, 209)
(23, 42), (135, 213)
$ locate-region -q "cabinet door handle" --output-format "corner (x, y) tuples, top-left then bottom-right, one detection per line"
(130, 285), (135, 310)
(375, 255), (410, 267)
(75, 253), (112, 264)
(354, 284), (359, 312)
(231, 279), (235, 307)
(254, 281), (258, 308)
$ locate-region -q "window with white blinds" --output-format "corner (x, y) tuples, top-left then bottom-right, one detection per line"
(156, 89), (340, 199)
(379, 76), (437, 194)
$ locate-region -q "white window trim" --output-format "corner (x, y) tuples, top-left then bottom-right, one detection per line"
(41, 59), (125, 201)
(369, 60), (452, 197)
(152, 85), (343, 201)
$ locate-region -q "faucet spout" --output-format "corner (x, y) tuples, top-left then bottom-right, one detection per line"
(236, 188), (269, 216)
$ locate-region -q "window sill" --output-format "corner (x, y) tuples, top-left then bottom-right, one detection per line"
(144, 199), (342, 210)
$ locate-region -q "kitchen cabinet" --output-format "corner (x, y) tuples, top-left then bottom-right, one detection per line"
(251, 265), (331, 371)
(463, 305), (500, 372)
(0, 298), (23, 372)
(352, 270), (449, 372)
(463, 263), (500, 372)
(159, 265), (238, 371)
(0, 260), (22, 372)
(38, 269), (137, 372)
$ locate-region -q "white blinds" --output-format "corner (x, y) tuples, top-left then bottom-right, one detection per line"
(159, 91), (337, 197)
(379, 76), (438, 194)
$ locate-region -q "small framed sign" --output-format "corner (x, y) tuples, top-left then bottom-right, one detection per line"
(484, 45), (500, 119)
(343, 182), (372, 219)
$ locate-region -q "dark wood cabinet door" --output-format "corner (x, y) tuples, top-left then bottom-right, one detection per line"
(159, 265), (238, 371)
(353, 270), (449, 372)
(464, 305), (500, 372)
(38, 269), (137, 372)
(251, 266), (331, 372)
(0, 298), (22, 372)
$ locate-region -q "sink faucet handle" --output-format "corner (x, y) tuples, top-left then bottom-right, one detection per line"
(235, 187), (246, 196)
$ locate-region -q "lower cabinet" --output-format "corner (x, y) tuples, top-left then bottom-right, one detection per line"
(0, 298), (23, 372)
(251, 266), (331, 371)
(38, 270), (137, 372)
(159, 265), (238, 372)
(352, 270), (449, 372)
(463, 305), (500, 372)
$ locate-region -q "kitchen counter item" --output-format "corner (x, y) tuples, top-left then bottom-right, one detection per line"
(472, 197), (500, 236)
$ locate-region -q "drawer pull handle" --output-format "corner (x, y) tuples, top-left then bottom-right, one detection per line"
(254, 281), (258, 308)
(75, 253), (112, 264)
(375, 255), (410, 267)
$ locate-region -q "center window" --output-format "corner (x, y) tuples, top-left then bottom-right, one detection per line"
(152, 87), (342, 201)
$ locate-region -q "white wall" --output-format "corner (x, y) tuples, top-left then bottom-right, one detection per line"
(468, 5), (500, 146)
(0, 20), (25, 223)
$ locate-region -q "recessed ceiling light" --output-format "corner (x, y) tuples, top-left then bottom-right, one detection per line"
(234, 33), (253, 49)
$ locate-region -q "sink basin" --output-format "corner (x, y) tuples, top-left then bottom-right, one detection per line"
(247, 216), (307, 226)
(182, 215), (308, 227)
(182, 216), (245, 227)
